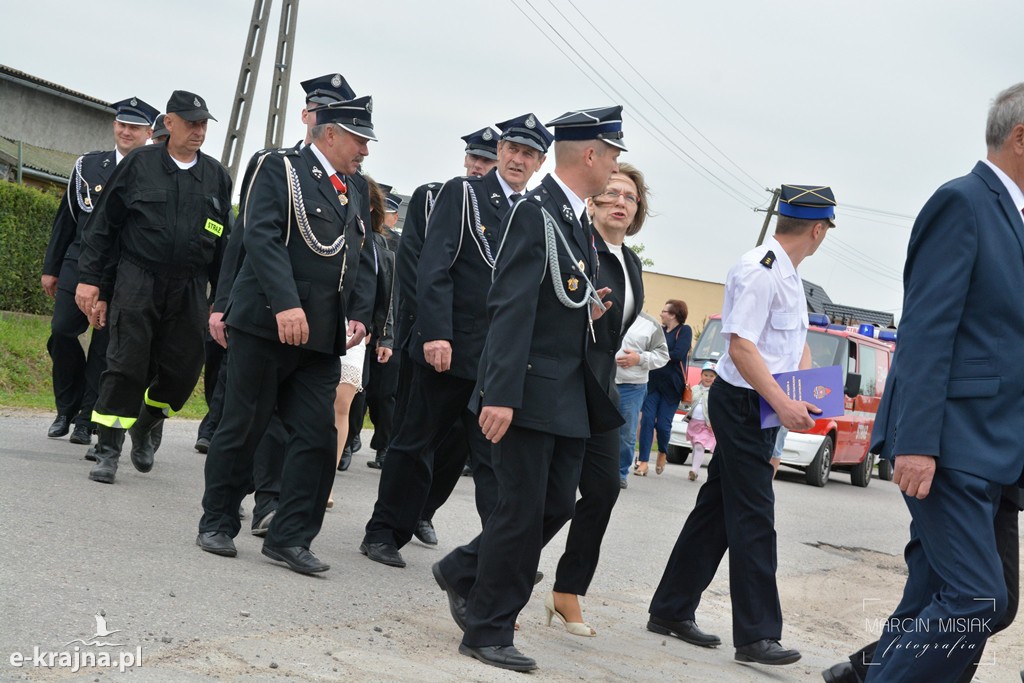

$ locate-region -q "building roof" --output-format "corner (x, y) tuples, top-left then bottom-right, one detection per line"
(802, 279), (833, 314)
(0, 64), (113, 113)
(822, 303), (894, 328)
(0, 136), (77, 181)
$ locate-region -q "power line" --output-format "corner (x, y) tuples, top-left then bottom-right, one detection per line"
(512, 0), (766, 209)
(555, 0), (767, 198)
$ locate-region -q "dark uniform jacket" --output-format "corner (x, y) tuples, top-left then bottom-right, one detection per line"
(214, 143), (376, 329)
(470, 174), (622, 438)
(371, 231), (396, 350)
(43, 150), (117, 292)
(78, 145), (232, 298)
(413, 168), (510, 380)
(393, 181), (442, 351)
(589, 231), (644, 398)
(223, 145), (366, 356)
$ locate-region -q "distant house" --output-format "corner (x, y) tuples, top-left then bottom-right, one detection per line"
(803, 279), (895, 327)
(0, 64), (113, 189)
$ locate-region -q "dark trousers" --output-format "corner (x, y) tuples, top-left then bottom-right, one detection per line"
(365, 343), (400, 451)
(48, 276), (109, 425)
(649, 378), (782, 647)
(200, 330), (339, 548)
(553, 426), (621, 595)
(197, 337), (226, 440)
(865, 469), (1008, 682)
(849, 493), (1019, 682)
(422, 422), (471, 521)
(251, 412), (286, 524)
(94, 261), (206, 422)
(363, 362), (492, 548)
(460, 425), (585, 647)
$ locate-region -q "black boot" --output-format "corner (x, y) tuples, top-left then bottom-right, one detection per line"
(128, 407), (165, 473)
(89, 426), (125, 484)
(367, 449), (386, 469)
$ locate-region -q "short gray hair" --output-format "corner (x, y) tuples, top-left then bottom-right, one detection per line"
(985, 83), (1024, 150)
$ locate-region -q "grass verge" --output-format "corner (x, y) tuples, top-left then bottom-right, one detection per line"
(0, 311), (208, 419)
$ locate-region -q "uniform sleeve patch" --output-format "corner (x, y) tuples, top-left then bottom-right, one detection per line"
(204, 218), (224, 237)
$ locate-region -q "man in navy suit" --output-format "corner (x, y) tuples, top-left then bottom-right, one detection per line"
(864, 83), (1024, 682)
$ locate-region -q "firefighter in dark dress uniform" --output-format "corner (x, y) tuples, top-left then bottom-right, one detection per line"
(197, 97), (377, 575)
(75, 90), (231, 485)
(436, 107), (626, 672)
(41, 97), (157, 445)
(361, 114), (551, 569)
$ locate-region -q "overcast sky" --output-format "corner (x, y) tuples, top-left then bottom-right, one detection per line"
(6, 0), (1024, 321)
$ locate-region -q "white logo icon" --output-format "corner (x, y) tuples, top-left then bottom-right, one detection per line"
(193, 97), (201, 108)
(331, 74), (342, 87)
(525, 114), (536, 129)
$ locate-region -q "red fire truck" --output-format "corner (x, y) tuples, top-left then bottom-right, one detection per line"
(667, 314), (896, 487)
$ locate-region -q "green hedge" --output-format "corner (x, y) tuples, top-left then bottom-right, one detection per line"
(0, 182), (59, 315)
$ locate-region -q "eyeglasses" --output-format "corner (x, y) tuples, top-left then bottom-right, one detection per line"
(594, 189), (639, 205)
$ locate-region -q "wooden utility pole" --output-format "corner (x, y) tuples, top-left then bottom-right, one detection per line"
(221, 0), (273, 183)
(755, 187), (781, 246)
(265, 0), (300, 149)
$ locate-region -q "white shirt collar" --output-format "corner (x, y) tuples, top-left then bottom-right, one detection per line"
(495, 171), (520, 204)
(764, 234), (797, 279)
(982, 159), (1024, 217)
(115, 148), (124, 165)
(309, 142), (339, 178)
(551, 172), (587, 223)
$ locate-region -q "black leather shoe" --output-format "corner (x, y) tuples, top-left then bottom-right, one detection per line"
(647, 615), (721, 647)
(822, 661), (863, 683)
(84, 446), (98, 462)
(48, 415), (71, 438)
(338, 446), (352, 471)
(367, 449), (386, 469)
(196, 531), (237, 557)
(359, 542), (406, 568)
(194, 436), (210, 453)
(461, 463), (472, 476)
(432, 562), (467, 632)
(262, 545), (329, 574)
(350, 434), (362, 453)
(458, 644), (537, 672)
(735, 639), (801, 665)
(414, 519), (438, 546)
(69, 422), (92, 445)
(251, 510), (275, 537)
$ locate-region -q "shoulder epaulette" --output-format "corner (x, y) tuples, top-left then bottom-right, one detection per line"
(760, 250), (776, 269)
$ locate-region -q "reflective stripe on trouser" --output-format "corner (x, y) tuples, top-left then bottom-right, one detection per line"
(92, 260), (207, 425)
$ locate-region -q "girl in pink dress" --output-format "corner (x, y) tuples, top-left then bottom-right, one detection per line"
(684, 362), (717, 481)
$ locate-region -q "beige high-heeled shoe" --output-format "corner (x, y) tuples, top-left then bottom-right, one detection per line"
(634, 461), (649, 476)
(544, 593), (596, 637)
(656, 451), (668, 475)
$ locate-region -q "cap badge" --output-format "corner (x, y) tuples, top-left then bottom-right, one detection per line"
(567, 277), (579, 292)
(331, 74), (342, 87)
(130, 98), (138, 106)
(482, 129), (493, 141)
(311, 166), (323, 179)
(562, 205), (574, 222)
(525, 115), (536, 129)
(365, 98), (373, 114)
(193, 97), (201, 107)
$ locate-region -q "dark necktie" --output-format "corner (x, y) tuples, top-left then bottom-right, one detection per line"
(509, 192), (522, 206)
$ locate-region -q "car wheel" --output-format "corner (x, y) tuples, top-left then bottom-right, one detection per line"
(850, 451), (873, 488)
(666, 445), (690, 465)
(877, 457), (894, 481)
(805, 435), (833, 487)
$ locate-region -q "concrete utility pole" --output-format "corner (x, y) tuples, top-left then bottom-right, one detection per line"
(220, 0), (300, 184)
(265, 0), (300, 149)
(221, 0), (273, 183)
(755, 187), (781, 246)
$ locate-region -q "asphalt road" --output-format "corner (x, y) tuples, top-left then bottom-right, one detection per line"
(1, 411), (1021, 682)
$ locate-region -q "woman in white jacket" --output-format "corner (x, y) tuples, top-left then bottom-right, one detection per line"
(615, 312), (669, 487)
